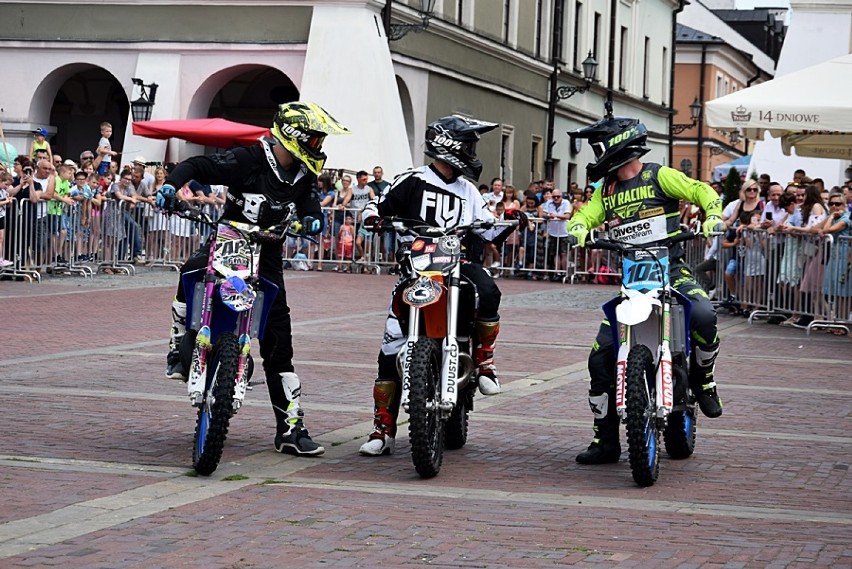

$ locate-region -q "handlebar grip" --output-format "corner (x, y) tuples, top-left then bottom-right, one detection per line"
(587, 239), (621, 252)
(668, 231), (696, 245)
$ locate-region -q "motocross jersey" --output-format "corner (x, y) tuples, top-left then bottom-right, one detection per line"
(570, 163), (721, 254)
(165, 137), (322, 227)
(362, 164), (502, 258)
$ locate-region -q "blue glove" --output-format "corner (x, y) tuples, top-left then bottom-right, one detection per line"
(156, 183), (177, 210)
(301, 215), (324, 236)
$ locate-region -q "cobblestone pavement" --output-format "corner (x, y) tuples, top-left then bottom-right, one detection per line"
(0, 269), (850, 568)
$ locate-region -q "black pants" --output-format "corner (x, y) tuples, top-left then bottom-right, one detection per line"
(588, 263), (718, 396)
(176, 241), (295, 377)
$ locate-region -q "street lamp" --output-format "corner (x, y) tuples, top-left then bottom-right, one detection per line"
(384, 0), (437, 41)
(710, 130), (742, 156)
(670, 97), (701, 134)
(555, 52), (599, 100)
(130, 78), (158, 122)
(544, 51), (599, 179)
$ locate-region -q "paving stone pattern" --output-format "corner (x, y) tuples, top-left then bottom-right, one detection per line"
(0, 271), (849, 568)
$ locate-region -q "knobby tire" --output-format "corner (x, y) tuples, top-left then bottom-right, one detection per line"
(444, 386), (472, 450)
(408, 337), (444, 478)
(193, 332), (238, 476)
(625, 344), (660, 487)
(664, 380), (697, 460)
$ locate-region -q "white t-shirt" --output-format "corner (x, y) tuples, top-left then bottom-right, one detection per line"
(541, 199), (572, 237)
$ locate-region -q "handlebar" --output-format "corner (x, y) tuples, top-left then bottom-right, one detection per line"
(170, 202), (311, 244)
(375, 216), (517, 238)
(587, 229), (696, 252)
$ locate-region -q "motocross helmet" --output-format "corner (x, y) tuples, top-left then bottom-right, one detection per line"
(424, 116), (498, 181)
(271, 101), (350, 176)
(570, 116), (650, 182)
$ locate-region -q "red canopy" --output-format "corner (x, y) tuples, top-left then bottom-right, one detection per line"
(132, 118), (269, 148)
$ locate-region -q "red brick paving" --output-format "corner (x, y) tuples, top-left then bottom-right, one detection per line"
(0, 271), (850, 567)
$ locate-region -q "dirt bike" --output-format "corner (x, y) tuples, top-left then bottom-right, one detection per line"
(378, 217), (516, 478)
(174, 202), (305, 475)
(588, 230), (698, 487)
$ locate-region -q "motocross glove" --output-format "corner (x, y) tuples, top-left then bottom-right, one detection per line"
(363, 216), (383, 233)
(300, 215), (324, 236)
(703, 214), (725, 239)
(156, 183), (177, 211)
(503, 209), (529, 231)
(567, 220), (589, 248)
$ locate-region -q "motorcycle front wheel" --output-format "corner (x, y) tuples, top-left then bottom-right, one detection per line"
(625, 344), (660, 487)
(192, 332), (238, 476)
(408, 337), (444, 478)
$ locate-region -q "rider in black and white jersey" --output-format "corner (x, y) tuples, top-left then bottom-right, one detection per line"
(357, 115), (525, 456)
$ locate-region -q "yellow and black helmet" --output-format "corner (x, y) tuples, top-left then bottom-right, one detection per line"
(271, 101), (349, 176)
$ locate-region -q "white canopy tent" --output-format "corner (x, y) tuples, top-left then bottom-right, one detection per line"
(705, 53), (852, 162)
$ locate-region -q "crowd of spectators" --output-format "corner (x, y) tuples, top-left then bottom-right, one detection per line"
(2, 128), (850, 334)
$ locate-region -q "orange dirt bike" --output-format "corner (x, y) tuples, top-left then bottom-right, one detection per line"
(378, 217), (517, 478)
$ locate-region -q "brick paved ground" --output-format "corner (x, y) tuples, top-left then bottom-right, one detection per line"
(0, 270), (850, 568)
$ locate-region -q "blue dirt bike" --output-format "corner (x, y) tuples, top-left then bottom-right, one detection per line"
(174, 203), (306, 475)
(588, 230), (699, 487)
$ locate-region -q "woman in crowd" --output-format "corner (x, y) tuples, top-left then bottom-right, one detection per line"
(724, 179), (763, 228)
(785, 184), (827, 327)
(331, 174), (353, 259)
(314, 173), (335, 271)
(518, 191), (542, 278)
(500, 184), (521, 211)
(148, 167), (170, 262)
(819, 191), (851, 332)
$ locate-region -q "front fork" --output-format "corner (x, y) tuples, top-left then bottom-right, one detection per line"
(399, 266), (462, 416)
(614, 298), (674, 423)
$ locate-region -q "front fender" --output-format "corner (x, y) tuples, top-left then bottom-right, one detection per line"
(615, 288), (661, 326)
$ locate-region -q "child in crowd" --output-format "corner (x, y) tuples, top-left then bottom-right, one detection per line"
(29, 128), (53, 162)
(72, 170), (94, 261)
(740, 210), (767, 312)
(96, 122), (118, 176)
(336, 213), (355, 272)
(49, 163), (75, 264)
(0, 172), (12, 267)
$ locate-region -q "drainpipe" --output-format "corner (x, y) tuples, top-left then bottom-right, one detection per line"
(668, 0), (686, 166)
(697, 42), (707, 181)
(544, 0), (564, 180)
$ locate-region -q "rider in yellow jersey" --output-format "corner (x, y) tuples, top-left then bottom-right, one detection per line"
(568, 115), (725, 465)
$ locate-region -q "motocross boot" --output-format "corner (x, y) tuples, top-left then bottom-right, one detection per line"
(165, 300), (187, 380)
(272, 372), (325, 456)
(690, 343), (723, 418)
(474, 319), (502, 395)
(359, 380), (398, 456)
(576, 391), (622, 464)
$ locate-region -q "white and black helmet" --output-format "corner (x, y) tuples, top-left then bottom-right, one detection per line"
(424, 116), (497, 181)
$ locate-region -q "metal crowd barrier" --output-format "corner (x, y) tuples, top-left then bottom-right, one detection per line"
(0, 197), (217, 281)
(694, 227), (851, 335)
(4, 196), (849, 336)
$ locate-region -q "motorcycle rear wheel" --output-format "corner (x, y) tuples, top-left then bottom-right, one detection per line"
(192, 332), (238, 476)
(664, 405), (697, 459)
(625, 344), (660, 487)
(445, 386), (473, 450)
(408, 337), (444, 478)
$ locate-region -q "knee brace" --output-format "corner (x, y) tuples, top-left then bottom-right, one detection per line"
(588, 391), (609, 419)
(693, 342), (719, 369)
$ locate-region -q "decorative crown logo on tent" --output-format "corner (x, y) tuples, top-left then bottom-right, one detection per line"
(731, 106), (751, 122)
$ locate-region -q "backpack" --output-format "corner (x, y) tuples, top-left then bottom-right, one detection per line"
(595, 264), (619, 285)
(292, 252), (310, 271)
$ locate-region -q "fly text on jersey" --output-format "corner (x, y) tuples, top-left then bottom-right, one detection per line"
(602, 185), (655, 210)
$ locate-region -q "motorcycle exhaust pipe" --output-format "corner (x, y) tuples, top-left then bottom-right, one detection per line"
(457, 352), (475, 390)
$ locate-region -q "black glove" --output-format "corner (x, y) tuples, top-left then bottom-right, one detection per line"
(363, 216), (384, 233)
(300, 215), (324, 236)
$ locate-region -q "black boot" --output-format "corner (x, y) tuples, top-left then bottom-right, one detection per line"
(576, 391), (621, 464)
(690, 368), (722, 418)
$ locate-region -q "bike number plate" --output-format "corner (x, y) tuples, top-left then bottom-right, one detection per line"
(212, 224), (259, 279)
(622, 247), (669, 291)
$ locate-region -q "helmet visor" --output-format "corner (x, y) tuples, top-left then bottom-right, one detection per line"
(306, 134), (326, 153)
